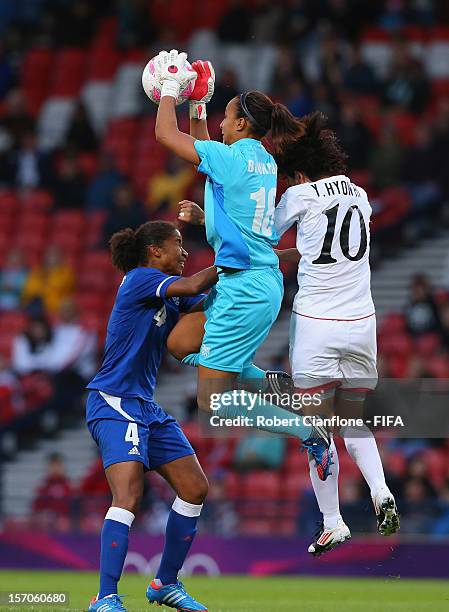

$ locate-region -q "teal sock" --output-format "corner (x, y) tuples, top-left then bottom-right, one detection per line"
(213, 390), (312, 440)
(239, 363), (266, 380)
(181, 355), (265, 383)
(182, 353), (200, 367)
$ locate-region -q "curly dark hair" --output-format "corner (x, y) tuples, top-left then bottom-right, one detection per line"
(272, 111), (348, 180)
(109, 221), (177, 273)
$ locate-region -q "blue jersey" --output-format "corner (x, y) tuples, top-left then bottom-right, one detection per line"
(194, 138), (279, 270)
(87, 267), (202, 401)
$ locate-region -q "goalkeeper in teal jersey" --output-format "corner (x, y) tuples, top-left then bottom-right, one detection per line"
(152, 49), (331, 481)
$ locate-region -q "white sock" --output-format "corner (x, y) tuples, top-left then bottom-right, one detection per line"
(308, 439), (341, 529)
(341, 425), (386, 496)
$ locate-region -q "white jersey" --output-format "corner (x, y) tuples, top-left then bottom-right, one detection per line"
(275, 174), (375, 320)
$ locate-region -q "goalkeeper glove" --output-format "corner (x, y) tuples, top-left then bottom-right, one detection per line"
(189, 60), (215, 120)
(154, 49), (196, 100)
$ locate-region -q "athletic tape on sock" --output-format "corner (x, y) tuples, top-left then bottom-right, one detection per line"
(105, 506), (135, 527)
(172, 496), (203, 517)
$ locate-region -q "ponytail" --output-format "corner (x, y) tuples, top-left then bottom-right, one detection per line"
(270, 102), (305, 154)
(109, 221), (177, 273)
(110, 228), (139, 273)
(236, 92), (306, 155)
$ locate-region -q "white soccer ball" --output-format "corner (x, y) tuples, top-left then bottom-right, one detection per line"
(142, 55), (196, 106)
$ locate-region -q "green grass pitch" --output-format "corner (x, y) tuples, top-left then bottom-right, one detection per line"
(0, 571), (448, 612)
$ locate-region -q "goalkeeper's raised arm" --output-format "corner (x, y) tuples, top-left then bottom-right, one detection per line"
(189, 60), (215, 141)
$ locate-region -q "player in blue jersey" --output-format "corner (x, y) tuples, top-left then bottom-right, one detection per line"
(150, 49), (331, 478)
(86, 221), (216, 612)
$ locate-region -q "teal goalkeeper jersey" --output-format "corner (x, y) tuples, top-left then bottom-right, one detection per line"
(194, 138), (279, 270)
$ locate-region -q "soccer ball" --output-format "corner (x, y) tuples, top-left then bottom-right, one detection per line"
(142, 55), (196, 106)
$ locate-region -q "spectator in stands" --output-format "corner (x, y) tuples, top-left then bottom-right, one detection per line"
(146, 154), (195, 213)
(8, 130), (52, 189)
(207, 69), (238, 114)
(401, 123), (442, 235)
(0, 248), (28, 311)
(439, 302), (449, 351)
(0, 353), (24, 425)
(103, 182), (146, 244)
(233, 433), (286, 472)
(86, 152), (124, 211)
(33, 453), (73, 531)
(285, 79), (314, 118)
(368, 124), (404, 190)
(383, 45), (430, 114)
(117, 0), (155, 49)
(65, 103), (98, 153)
(22, 245), (75, 315)
(342, 44), (379, 95)
(0, 41), (16, 99)
(52, 151), (87, 209)
(218, 0), (252, 43)
(400, 478), (439, 534)
(337, 102), (373, 169)
(0, 89), (35, 150)
(53, 0), (95, 47)
(52, 298), (97, 382)
(404, 275), (442, 337)
(12, 314), (54, 375)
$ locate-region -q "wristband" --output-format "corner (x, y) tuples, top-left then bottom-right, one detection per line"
(161, 80), (181, 99)
(189, 102), (207, 120)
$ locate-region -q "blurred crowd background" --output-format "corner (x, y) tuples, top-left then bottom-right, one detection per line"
(1, 0), (449, 538)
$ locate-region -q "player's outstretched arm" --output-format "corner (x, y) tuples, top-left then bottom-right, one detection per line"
(153, 50), (201, 164)
(166, 266), (218, 297)
(274, 248), (301, 263)
(178, 200), (205, 225)
(156, 96), (200, 165)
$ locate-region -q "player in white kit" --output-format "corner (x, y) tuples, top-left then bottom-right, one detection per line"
(273, 111), (400, 555)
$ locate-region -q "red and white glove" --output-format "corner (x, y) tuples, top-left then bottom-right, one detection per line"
(154, 49), (196, 100)
(189, 60), (215, 120)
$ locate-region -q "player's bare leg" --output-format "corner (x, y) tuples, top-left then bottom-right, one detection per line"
(167, 311), (205, 361)
(336, 390), (400, 535)
(155, 453), (209, 506)
(105, 461), (144, 514)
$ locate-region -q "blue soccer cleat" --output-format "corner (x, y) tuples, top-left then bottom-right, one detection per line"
(146, 580), (207, 611)
(302, 424), (332, 481)
(88, 594), (127, 612)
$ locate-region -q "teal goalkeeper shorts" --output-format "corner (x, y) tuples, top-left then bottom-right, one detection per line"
(198, 266), (284, 372)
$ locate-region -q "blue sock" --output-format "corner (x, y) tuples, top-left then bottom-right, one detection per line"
(99, 507), (135, 599)
(214, 389), (312, 440)
(156, 497), (202, 586)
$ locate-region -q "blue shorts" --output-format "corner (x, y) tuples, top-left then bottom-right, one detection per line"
(86, 390), (194, 471)
(199, 267), (284, 372)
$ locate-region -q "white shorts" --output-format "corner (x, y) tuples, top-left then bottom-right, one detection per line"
(289, 312), (378, 391)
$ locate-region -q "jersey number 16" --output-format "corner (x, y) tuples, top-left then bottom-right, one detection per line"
(251, 187), (276, 237)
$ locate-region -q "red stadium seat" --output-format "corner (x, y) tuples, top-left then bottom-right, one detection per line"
(414, 333), (441, 358)
(243, 471), (281, 500)
(378, 332), (413, 358)
(379, 313), (406, 336)
(49, 49), (87, 97)
(0, 190), (18, 215)
(19, 189), (53, 213)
